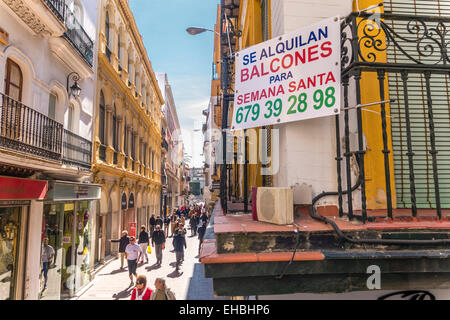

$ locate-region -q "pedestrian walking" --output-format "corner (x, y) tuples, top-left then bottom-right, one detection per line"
(180, 214), (185, 226)
(131, 275), (152, 300)
(40, 238), (55, 289)
(150, 278), (176, 300)
(125, 236), (142, 287)
(173, 229), (187, 272)
(109, 231), (130, 269)
(155, 215), (163, 229)
(170, 213), (177, 237)
(149, 214), (156, 237)
(151, 224), (166, 266)
(198, 220), (207, 254)
(189, 214), (197, 236)
(137, 225), (149, 263)
(201, 211), (208, 225)
(163, 216), (170, 238)
(176, 222), (187, 235)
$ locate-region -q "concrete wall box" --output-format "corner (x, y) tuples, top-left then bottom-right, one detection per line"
(292, 183), (312, 205)
(256, 187), (294, 225)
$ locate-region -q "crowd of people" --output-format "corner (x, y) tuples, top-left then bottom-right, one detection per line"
(108, 203), (209, 300)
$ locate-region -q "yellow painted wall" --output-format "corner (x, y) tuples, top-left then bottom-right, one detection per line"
(353, 0), (397, 209)
(236, 0), (268, 197)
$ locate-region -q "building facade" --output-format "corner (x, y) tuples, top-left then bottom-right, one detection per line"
(92, 0), (163, 263)
(0, 0), (101, 300)
(156, 72), (184, 214)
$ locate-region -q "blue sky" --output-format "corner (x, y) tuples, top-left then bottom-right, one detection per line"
(129, 0), (219, 168)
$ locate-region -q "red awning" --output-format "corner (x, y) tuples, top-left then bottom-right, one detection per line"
(0, 176), (47, 200)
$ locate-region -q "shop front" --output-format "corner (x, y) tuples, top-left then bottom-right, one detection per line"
(40, 181), (101, 300)
(121, 192), (136, 237)
(0, 176), (47, 300)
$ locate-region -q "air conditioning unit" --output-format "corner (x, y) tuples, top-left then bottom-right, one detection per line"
(256, 188), (294, 225)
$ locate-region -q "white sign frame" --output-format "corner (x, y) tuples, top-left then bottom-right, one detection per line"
(232, 16), (341, 130)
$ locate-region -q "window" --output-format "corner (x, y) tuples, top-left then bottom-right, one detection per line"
(117, 34), (121, 66)
(48, 92), (57, 121)
(124, 119), (128, 155)
(112, 105), (118, 150)
(131, 132), (136, 160)
(99, 91), (105, 145)
(144, 143), (147, 166)
(105, 12), (110, 48)
(67, 104), (74, 132)
(5, 58), (23, 101)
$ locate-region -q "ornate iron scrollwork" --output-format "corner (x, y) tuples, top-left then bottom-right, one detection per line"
(342, 12), (450, 70)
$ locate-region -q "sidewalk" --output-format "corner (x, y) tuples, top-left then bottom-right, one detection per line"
(77, 227), (226, 300)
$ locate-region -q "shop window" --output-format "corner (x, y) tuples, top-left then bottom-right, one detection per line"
(0, 206), (21, 300)
(40, 204), (64, 300)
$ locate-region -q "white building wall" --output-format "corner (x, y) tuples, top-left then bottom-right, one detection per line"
(271, 0), (353, 205)
(0, 0), (100, 300)
(0, 0), (99, 141)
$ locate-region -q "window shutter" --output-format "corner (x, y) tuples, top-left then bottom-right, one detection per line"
(386, 0), (450, 209)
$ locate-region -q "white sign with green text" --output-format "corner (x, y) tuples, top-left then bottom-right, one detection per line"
(232, 16), (341, 130)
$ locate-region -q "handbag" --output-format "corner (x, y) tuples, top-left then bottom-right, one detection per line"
(147, 245), (152, 254)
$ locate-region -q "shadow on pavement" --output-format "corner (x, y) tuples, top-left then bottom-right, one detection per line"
(97, 268), (128, 276)
(167, 270), (183, 278)
(186, 263), (227, 300)
(112, 286), (134, 300)
(145, 263), (161, 272)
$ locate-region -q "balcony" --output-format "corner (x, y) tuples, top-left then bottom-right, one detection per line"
(63, 7), (94, 67)
(0, 93), (62, 161)
(62, 129), (92, 170)
(43, 0), (66, 23)
(48, 4), (94, 78)
(0, 93), (92, 171)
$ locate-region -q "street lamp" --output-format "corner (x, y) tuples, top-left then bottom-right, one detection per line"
(186, 25), (232, 56)
(186, 27), (219, 36)
(67, 72), (81, 98)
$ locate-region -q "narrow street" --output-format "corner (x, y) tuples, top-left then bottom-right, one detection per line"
(77, 225), (222, 300)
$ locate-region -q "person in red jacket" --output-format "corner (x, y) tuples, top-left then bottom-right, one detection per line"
(131, 275), (152, 300)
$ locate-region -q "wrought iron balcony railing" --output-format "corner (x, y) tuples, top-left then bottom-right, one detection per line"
(43, 0), (66, 23)
(62, 129), (92, 170)
(334, 12), (450, 223)
(63, 5), (94, 66)
(0, 93), (63, 161)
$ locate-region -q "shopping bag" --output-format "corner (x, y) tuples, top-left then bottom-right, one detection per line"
(162, 243), (165, 250)
(147, 246), (152, 254)
(82, 246), (88, 255)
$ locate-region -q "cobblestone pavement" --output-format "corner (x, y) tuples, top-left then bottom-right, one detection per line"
(77, 225), (225, 300)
